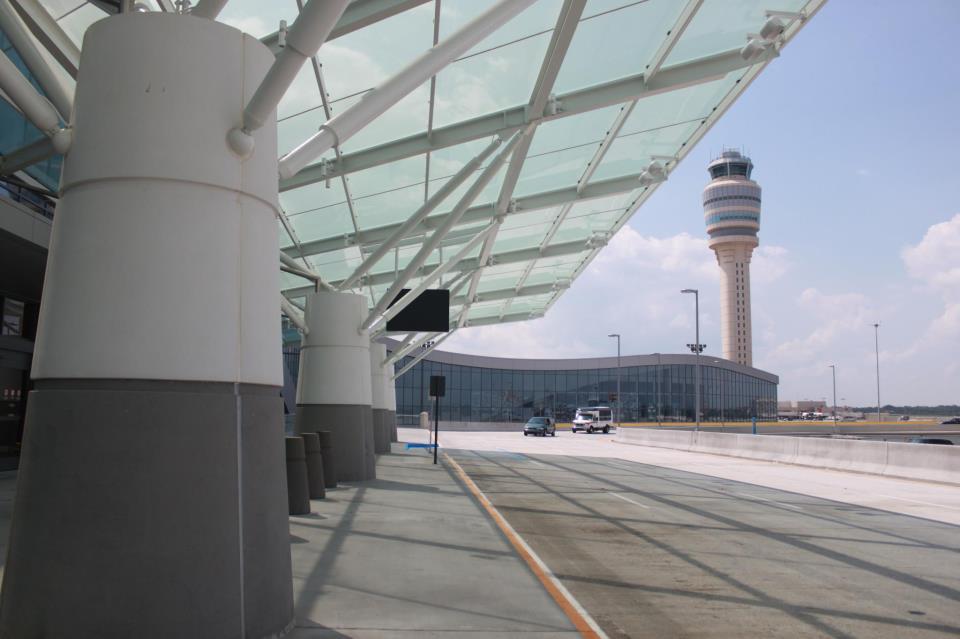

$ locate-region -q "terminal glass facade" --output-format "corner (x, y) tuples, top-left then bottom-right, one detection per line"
(393, 355), (777, 424)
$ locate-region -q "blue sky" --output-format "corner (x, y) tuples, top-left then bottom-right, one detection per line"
(447, 0), (960, 406)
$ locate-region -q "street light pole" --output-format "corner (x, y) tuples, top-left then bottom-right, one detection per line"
(608, 333), (621, 428)
(873, 323), (881, 424)
(828, 364), (838, 433)
(681, 289), (701, 431)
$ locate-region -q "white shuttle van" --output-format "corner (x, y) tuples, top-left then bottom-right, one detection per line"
(571, 406), (614, 434)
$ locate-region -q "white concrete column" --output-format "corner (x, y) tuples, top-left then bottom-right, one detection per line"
(370, 342), (391, 453)
(712, 240), (756, 367)
(1, 13), (291, 639)
(383, 357), (398, 442)
(296, 290), (376, 481)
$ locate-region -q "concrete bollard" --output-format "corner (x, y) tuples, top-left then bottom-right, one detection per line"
(315, 430), (337, 489)
(301, 432), (326, 500)
(285, 437), (311, 515)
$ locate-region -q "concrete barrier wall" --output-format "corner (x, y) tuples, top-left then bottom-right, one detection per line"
(616, 428), (960, 485)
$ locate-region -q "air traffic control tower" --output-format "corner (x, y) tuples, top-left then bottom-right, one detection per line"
(703, 150), (761, 367)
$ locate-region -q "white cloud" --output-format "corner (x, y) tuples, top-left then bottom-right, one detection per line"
(445, 227), (726, 358)
(594, 227), (717, 280)
(768, 287), (874, 367)
(902, 213), (960, 301)
(443, 320), (594, 360)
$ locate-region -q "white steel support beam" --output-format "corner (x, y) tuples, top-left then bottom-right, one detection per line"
(422, 0), (441, 204)
(290, 0), (369, 300)
(190, 0), (229, 20)
(284, 235), (594, 297)
(384, 332), (417, 365)
(261, 0), (431, 53)
(233, 0), (349, 146)
(450, 280), (569, 308)
(279, 251), (335, 291)
(462, 0), (585, 318)
(534, 99), (633, 254)
(0, 0), (72, 120)
(280, 295), (309, 334)
(365, 221), (498, 331)
(392, 331), (454, 380)
(498, 259), (535, 319)
(500, 1), (830, 330)
(283, 170), (642, 259)
(500, 1), (703, 322)
(281, 46), (776, 189)
(387, 331), (440, 364)
(10, 0), (80, 79)
(462, 129), (531, 312)
(644, 0), (704, 84)
(339, 135), (503, 291)
(360, 132), (522, 329)
(278, 0), (537, 180)
(0, 135), (55, 176)
(277, 206), (316, 274)
(0, 48), (71, 158)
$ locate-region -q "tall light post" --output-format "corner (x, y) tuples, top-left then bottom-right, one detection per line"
(828, 364), (838, 433)
(873, 323), (881, 424)
(681, 288), (702, 431)
(608, 333), (621, 428)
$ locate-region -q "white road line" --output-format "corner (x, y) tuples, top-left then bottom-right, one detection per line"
(740, 493), (803, 511)
(610, 492), (650, 509)
(874, 494), (960, 511)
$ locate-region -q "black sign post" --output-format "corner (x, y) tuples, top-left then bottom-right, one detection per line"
(429, 375), (445, 464)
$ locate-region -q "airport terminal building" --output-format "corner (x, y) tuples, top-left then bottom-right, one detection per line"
(281, 335), (779, 426)
(390, 346), (778, 425)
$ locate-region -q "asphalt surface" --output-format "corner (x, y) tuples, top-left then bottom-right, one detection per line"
(450, 449), (960, 639)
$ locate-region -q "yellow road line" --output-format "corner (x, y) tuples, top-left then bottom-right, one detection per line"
(443, 453), (607, 639)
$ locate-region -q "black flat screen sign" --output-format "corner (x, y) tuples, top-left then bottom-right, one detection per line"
(385, 289), (450, 333)
(429, 375), (446, 398)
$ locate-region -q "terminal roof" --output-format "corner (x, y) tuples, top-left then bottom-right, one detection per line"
(7, 0), (825, 334)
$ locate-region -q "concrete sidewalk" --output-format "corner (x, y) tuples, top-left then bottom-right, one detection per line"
(287, 447), (580, 638)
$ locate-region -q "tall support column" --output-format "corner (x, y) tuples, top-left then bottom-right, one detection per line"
(370, 342), (391, 454)
(295, 291), (376, 481)
(384, 356), (398, 442)
(0, 13), (292, 639)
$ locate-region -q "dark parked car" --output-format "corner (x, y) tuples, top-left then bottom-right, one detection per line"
(523, 417), (556, 437)
(907, 437), (954, 445)
(940, 417), (960, 425)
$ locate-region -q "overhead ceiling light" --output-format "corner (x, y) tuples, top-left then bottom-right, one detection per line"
(759, 16), (785, 41)
(638, 159), (667, 186)
(740, 37), (770, 62)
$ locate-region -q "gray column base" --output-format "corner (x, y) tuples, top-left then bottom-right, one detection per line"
(387, 410), (397, 443)
(0, 380), (294, 639)
(295, 404), (375, 482)
(372, 409), (391, 454)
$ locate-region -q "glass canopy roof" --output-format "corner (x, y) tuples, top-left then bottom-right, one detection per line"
(5, 0), (827, 343)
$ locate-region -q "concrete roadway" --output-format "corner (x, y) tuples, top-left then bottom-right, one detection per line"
(622, 422), (960, 444)
(448, 448), (960, 639)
